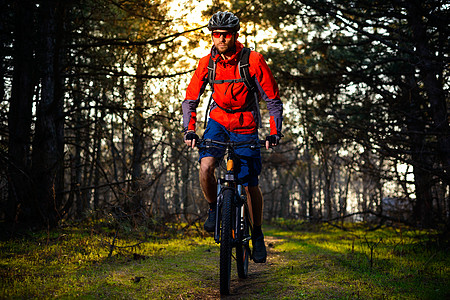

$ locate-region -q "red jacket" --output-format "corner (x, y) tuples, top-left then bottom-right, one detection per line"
(183, 41), (282, 135)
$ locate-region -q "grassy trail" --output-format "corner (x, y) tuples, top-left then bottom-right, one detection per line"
(1, 223), (449, 299)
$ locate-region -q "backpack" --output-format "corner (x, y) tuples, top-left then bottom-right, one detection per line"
(204, 47), (262, 128)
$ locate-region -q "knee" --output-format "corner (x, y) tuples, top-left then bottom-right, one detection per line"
(200, 158), (215, 177)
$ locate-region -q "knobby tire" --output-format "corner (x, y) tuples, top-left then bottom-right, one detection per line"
(236, 204), (250, 279)
(220, 189), (233, 295)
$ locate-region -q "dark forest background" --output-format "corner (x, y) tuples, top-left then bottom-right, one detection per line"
(1, 0), (448, 232)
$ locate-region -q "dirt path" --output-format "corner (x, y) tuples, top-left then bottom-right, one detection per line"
(222, 236), (285, 299)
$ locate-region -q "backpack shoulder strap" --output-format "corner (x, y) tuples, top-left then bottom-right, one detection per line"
(239, 47), (262, 128)
(238, 47), (256, 92)
(207, 54), (216, 88)
(204, 56), (215, 129)
(207, 49), (255, 89)
(204, 48), (262, 127)
(208, 53), (246, 85)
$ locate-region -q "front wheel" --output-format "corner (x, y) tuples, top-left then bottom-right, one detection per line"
(236, 204), (250, 278)
(220, 189), (234, 295)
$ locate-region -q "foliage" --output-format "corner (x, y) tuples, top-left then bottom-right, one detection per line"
(1, 222), (449, 299)
(252, 0), (449, 226)
(1, 0), (449, 231)
(2, 0), (205, 227)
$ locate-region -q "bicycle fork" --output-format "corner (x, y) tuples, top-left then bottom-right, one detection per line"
(214, 184), (248, 245)
(214, 158), (245, 245)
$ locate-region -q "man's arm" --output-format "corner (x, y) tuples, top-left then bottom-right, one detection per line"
(182, 56), (210, 146)
(251, 52), (283, 148)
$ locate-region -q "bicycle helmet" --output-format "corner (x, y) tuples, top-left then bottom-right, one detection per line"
(208, 11), (240, 32)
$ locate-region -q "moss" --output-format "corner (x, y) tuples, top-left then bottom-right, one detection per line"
(0, 223), (449, 299)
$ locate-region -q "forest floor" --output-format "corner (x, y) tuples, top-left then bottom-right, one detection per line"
(1, 220), (449, 299)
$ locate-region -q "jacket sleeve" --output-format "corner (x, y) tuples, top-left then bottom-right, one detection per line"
(251, 52), (283, 136)
(182, 56), (209, 132)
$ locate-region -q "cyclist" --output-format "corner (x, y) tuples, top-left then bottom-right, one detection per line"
(183, 11), (283, 263)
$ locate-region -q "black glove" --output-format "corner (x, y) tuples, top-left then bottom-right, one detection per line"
(265, 134), (281, 147)
(184, 131), (199, 143)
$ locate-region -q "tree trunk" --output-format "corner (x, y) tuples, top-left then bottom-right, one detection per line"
(31, 0), (65, 227)
(7, 0), (35, 224)
(131, 49), (145, 212)
(278, 168), (290, 218)
(93, 103), (106, 211)
(74, 129), (83, 217)
(339, 171), (351, 221)
(181, 153), (191, 221)
(406, 2), (450, 183)
(404, 71), (434, 227)
(321, 151), (334, 220)
(305, 137), (314, 220)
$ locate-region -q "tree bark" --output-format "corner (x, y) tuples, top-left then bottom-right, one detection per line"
(31, 0), (65, 227)
(406, 2), (450, 184)
(131, 48), (145, 212)
(404, 71), (434, 227)
(7, 0), (35, 224)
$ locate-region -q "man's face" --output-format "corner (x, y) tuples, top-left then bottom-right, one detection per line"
(212, 30), (238, 54)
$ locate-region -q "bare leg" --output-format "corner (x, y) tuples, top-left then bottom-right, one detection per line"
(200, 157), (217, 204)
(246, 185), (266, 263)
(245, 185), (263, 227)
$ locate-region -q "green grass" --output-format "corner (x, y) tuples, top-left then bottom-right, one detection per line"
(0, 221), (449, 299)
(264, 221), (449, 299)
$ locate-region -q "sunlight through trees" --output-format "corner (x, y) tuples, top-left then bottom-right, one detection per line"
(1, 0), (448, 230)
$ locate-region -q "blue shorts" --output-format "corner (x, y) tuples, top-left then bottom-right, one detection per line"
(199, 119), (262, 186)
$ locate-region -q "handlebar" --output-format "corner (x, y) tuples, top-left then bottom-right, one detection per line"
(196, 138), (265, 150)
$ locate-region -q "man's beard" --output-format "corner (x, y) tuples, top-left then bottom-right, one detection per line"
(218, 44), (236, 55)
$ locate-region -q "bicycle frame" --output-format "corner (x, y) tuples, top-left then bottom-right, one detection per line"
(199, 138), (260, 242)
(197, 138), (262, 294)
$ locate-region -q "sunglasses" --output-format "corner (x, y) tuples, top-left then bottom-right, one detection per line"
(212, 32), (234, 39)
